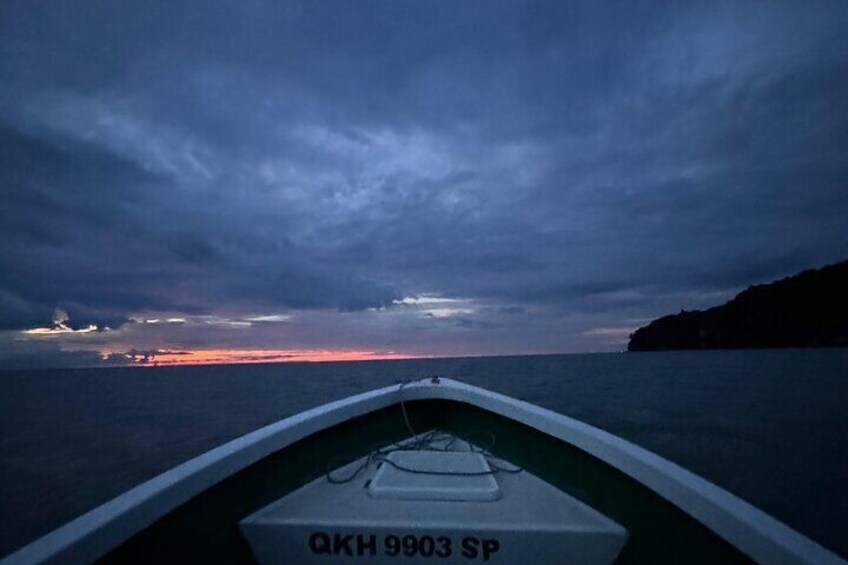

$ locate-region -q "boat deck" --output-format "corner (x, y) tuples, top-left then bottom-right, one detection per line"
(97, 399), (751, 564)
(241, 433), (627, 564)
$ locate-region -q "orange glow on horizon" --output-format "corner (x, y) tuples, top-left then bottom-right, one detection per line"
(114, 348), (420, 366)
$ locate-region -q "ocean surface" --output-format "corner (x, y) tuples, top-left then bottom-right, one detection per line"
(1, 349), (846, 558)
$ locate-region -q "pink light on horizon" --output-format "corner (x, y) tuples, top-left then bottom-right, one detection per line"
(116, 348), (421, 366)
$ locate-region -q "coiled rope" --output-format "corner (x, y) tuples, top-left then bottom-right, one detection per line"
(327, 377), (522, 484)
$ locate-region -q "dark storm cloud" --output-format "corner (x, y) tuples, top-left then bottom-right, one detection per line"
(1, 0), (847, 360)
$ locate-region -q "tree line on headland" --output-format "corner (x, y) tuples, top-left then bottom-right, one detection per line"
(628, 260), (848, 351)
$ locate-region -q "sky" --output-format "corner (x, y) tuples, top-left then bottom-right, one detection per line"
(1, 1), (847, 369)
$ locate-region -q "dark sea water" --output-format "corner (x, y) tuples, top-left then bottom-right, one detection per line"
(1, 349), (846, 559)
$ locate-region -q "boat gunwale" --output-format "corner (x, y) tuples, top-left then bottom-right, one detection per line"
(2, 377), (843, 565)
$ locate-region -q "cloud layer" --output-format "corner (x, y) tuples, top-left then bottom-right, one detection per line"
(2, 1), (847, 366)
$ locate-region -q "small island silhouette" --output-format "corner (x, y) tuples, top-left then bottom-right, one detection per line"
(628, 260), (848, 351)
